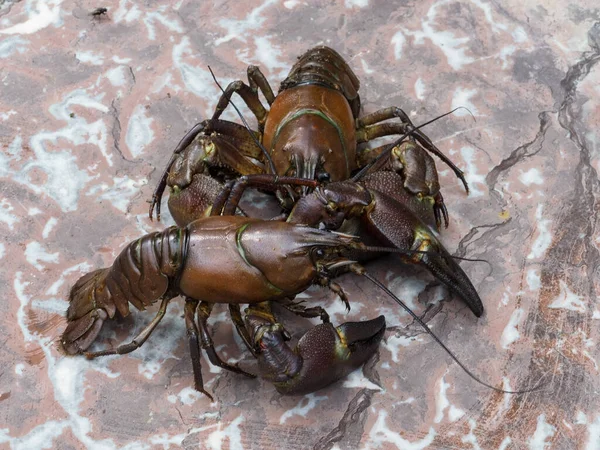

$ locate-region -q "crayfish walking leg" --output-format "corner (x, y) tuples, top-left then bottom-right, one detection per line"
(196, 301), (255, 377)
(184, 298), (213, 399)
(355, 106), (468, 190)
(82, 297), (173, 358)
(211, 65), (276, 130)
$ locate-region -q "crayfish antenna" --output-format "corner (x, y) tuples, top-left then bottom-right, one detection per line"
(352, 265), (547, 395)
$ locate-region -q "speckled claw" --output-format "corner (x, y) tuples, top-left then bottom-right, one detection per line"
(154, 120), (264, 226)
(254, 314), (386, 395)
(411, 228), (484, 317)
(345, 183), (484, 317)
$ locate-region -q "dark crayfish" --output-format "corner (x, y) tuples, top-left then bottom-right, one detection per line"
(150, 46), (467, 230)
(61, 214), (534, 398)
(61, 216), (391, 397)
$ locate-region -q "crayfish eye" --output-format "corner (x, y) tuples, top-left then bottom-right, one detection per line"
(314, 248), (326, 258)
(317, 171), (331, 183)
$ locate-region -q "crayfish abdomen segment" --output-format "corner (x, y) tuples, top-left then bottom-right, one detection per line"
(61, 226), (187, 355)
(279, 46), (361, 116)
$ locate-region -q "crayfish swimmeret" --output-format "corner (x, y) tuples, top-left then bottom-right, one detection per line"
(62, 46), (499, 399)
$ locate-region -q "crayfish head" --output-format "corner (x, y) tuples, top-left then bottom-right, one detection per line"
(240, 221), (356, 295)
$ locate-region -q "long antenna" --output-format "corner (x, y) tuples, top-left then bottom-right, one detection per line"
(355, 266), (546, 395)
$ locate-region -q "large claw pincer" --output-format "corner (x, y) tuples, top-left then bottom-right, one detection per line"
(246, 304), (386, 395)
(364, 189), (484, 317)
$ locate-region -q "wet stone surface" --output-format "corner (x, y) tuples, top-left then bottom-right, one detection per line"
(1, 1), (599, 449)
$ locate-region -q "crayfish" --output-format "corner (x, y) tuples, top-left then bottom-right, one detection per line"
(61, 46), (512, 399)
(61, 215), (404, 397)
(61, 214), (532, 398)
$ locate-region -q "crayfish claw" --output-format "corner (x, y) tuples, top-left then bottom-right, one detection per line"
(416, 235), (484, 317)
(257, 316), (386, 395)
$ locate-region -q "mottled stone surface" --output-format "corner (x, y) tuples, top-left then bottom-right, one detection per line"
(1, 1), (599, 449)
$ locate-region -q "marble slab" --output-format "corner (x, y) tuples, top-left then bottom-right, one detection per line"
(1, 0), (599, 448)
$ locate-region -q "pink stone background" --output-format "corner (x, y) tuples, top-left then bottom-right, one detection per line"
(1, 0), (599, 449)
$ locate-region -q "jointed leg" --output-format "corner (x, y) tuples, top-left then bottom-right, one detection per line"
(358, 107), (436, 147)
(197, 301), (255, 378)
(84, 297), (171, 358)
(211, 66), (276, 130)
(315, 275), (351, 312)
(279, 298), (330, 323)
(184, 298), (213, 400)
(247, 65), (276, 105)
(356, 107), (468, 193)
(210, 174), (318, 217)
(228, 304), (258, 356)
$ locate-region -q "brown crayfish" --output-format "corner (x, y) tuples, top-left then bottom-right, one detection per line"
(60, 46), (524, 399)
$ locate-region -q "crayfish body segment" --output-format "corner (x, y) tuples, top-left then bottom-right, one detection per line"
(61, 216), (387, 396)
